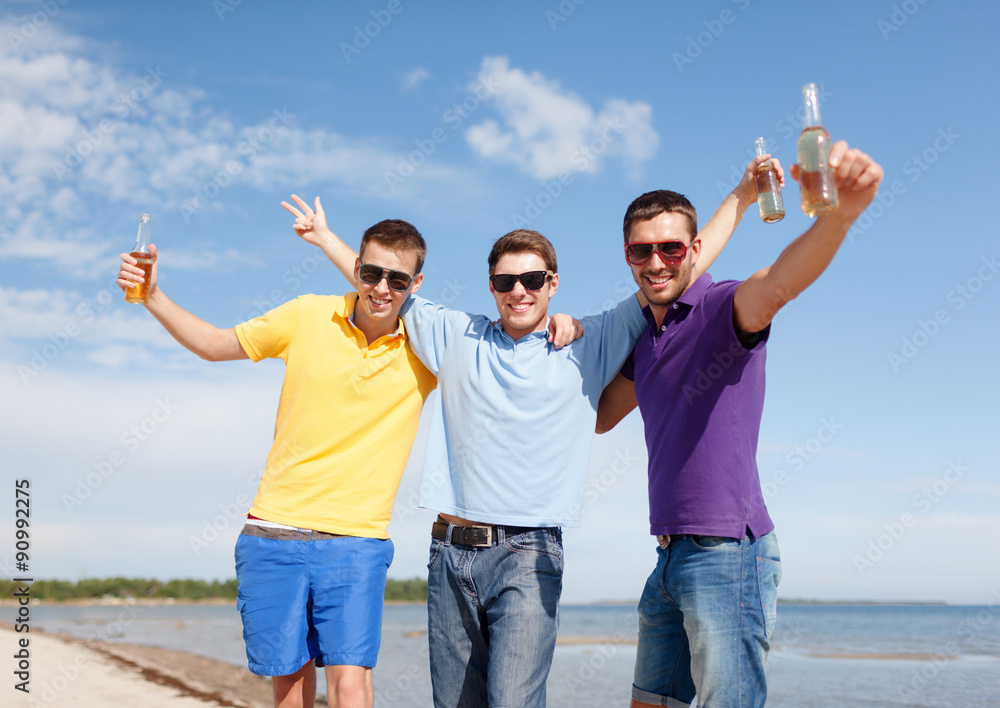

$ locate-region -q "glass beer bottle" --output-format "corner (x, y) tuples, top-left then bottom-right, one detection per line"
(753, 137), (784, 223)
(125, 213), (153, 304)
(796, 83), (839, 217)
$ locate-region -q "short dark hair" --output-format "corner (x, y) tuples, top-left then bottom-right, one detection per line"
(359, 219), (427, 274)
(622, 190), (698, 243)
(487, 229), (558, 275)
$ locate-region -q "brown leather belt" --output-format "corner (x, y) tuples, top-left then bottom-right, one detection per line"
(431, 520), (541, 548)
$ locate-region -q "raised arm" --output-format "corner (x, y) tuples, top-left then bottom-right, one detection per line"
(733, 142), (883, 334)
(281, 194), (358, 284)
(117, 244), (247, 362)
(596, 372), (637, 434)
(693, 154), (785, 278)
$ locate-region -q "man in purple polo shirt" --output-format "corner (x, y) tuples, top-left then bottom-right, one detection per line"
(597, 140), (883, 708)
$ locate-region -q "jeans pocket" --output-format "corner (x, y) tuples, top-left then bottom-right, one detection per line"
(504, 529), (563, 559)
(689, 535), (739, 551)
(756, 557), (781, 638)
(427, 538), (444, 572)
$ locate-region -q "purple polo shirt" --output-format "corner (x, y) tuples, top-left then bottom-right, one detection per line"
(622, 273), (774, 540)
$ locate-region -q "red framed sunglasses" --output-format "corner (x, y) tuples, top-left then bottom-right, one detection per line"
(624, 240), (689, 265)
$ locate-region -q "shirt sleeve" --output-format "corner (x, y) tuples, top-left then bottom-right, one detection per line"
(705, 281), (771, 353)
(399, 295), (475, 375)
(234, 296), (302, 362)
(579, 294), (649, 386)
(620, 349), (636, 382)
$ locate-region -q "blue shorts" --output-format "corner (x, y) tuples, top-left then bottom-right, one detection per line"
(234, 524), (394, 676)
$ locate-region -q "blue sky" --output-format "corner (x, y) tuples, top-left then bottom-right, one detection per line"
(0, 0), (997, 604)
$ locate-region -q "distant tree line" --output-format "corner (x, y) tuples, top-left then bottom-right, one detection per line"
(0, 577), (428, 602)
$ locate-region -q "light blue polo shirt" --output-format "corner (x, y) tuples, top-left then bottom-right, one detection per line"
(400, 294), (647, 528)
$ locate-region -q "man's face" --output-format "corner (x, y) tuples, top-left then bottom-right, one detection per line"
(626, 212), (700, 309)
(353, 241), (422, 332)
(489, 251), (558, 341)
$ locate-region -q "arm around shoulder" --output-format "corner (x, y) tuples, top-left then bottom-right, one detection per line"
(596, 372), (637, 434)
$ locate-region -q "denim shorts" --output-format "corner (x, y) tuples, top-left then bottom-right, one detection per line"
(632, 532), (781, 708)
(234, 524), (394, 676)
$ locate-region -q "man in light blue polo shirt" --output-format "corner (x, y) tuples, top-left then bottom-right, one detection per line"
(283, 159), (771, 707)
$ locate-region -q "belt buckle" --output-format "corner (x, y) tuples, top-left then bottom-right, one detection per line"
(467, 525), (492, 547)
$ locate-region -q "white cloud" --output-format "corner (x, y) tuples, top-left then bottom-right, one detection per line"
(403, 67), (429, 90)
(0, 21), (480, 277)
(0, 284), (176, 351)
(463, 56), (659, 180)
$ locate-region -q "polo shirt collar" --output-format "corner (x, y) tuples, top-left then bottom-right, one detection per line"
(641, 272), (714, 327)
(337, 291), (406, 340)
(677, 272), (713, 308)
(491, 316), (550, 343)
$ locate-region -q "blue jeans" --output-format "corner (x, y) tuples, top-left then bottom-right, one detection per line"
(632, 532), (781, 708)
(426, 525), (564, 708)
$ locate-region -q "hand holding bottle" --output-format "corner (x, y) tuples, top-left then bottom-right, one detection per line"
(118, 243), (159, 303)
(753, 137), (785, 223)
(791, 141), (883, 222)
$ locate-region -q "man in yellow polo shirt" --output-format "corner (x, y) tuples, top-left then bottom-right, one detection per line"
(117, 219), (436, 708)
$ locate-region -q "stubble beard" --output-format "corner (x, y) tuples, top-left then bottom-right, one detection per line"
(639, 262), (694, 309)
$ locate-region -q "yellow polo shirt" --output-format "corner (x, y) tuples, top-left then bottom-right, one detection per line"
(235, 293), (436, 538)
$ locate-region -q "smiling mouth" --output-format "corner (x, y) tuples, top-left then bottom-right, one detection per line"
(369, 295), (391, 307)
(644, 274), (672, 286)
(509, 303), (532, 312)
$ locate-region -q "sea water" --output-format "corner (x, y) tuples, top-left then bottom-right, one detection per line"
(23, 603), (1000, 707)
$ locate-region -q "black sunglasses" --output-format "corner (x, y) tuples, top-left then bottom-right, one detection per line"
(489, 270), (552, 293)
(358, 263), (413, 291)
(624, 240), (689, 265)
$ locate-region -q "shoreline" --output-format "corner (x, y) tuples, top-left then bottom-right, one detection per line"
(1, 622), (283, 707)
(0, 597), (959, 608)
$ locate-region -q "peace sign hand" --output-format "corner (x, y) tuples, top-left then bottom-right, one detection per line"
(280, 194), (336, 248)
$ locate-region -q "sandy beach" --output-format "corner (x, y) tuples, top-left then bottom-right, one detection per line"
(1, 623), (281, 708)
